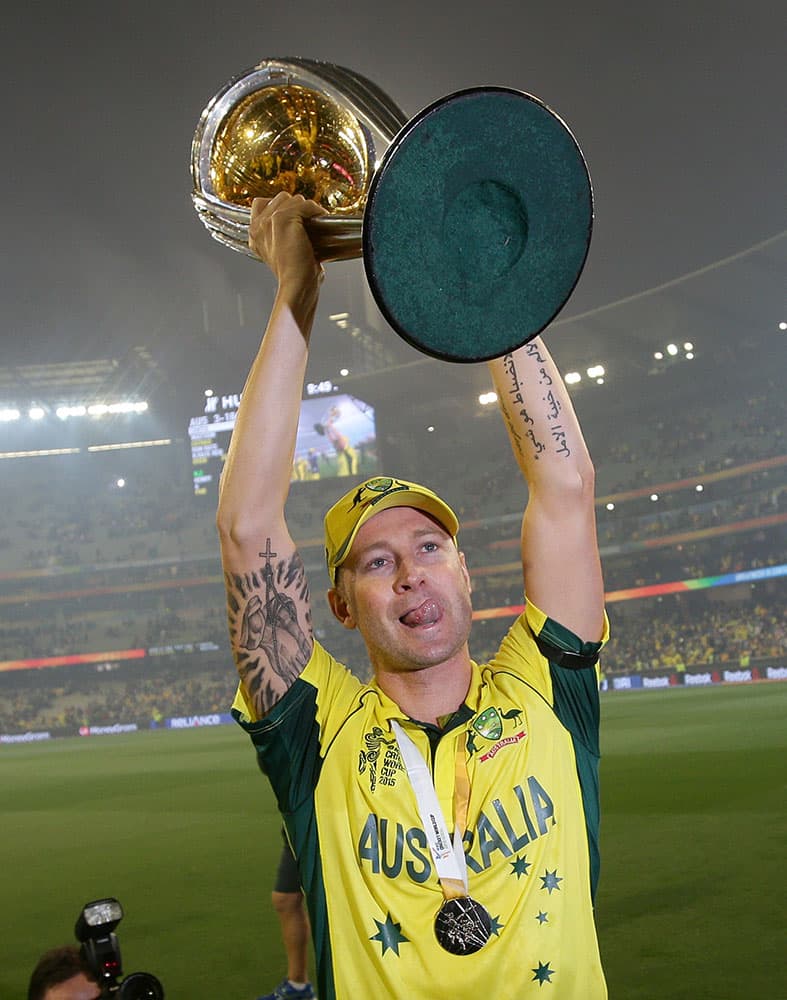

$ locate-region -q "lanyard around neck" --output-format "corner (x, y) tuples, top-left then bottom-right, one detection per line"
(391, 719), (470, 900)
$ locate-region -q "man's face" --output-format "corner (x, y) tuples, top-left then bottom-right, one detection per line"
(330, 506), (473, 674)
(44, 973), (101, 1000)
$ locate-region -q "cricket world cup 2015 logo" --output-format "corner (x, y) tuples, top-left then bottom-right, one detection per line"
(358, 726), (403, 792)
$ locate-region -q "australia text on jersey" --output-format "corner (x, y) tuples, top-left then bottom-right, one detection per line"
(357, 774), (556, 882)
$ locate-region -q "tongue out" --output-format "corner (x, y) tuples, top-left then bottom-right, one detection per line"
(401, 600), (440, 627)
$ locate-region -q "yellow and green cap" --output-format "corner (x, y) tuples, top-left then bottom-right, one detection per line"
(324, 475), (460, 584)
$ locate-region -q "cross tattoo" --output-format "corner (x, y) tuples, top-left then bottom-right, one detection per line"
(259, 539), (278, 565)
(259, 537), (282, 669)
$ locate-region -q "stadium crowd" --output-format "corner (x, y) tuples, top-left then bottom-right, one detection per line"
(1, 355), (784, 737)
(602, 591), (785, 674)
(2, 585), (783, 735)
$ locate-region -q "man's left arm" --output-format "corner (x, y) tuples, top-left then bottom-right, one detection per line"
(488, 337), (604, 644)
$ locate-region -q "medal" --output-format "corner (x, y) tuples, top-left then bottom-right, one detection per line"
(434, 896), (492, 955)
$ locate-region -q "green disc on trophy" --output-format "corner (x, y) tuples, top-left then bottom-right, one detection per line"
(363, 87), (593, 363)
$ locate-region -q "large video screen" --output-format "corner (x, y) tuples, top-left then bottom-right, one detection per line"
(188, 390), (379, 497)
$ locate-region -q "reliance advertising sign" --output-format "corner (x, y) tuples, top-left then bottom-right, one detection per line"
(166, 713), (233, 729)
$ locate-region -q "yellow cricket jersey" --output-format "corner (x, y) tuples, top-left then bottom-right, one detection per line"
(232, 601), (609, 999)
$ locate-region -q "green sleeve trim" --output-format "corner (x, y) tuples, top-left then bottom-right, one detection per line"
(537, 615), (603, 901)
(538, 614), (605, 665)
(233, 680), (337, 999)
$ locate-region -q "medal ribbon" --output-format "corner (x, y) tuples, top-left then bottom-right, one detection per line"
(391, 720), (469, 901)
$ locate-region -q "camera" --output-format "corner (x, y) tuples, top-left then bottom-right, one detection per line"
(75, 898), (165, 999)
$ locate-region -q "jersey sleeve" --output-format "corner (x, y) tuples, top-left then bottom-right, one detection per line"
(490, 598), (609, 753)
(231, 640), (365, 813)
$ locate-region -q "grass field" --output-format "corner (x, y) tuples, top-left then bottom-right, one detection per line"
(2, 682), (785, 998)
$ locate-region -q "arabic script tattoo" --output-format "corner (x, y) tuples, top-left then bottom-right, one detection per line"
(499, 347), (573, 462)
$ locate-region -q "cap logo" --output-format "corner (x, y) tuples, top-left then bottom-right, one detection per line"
(347, 476), (410, 513)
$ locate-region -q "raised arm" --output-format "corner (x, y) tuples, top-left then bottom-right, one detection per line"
(216, 193), (327, 718)
(487, 338), (604, 642)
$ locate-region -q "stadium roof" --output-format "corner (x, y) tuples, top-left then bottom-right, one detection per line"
(0, 347), (166, 408)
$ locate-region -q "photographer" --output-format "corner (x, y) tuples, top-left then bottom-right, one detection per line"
(31, 899), (164, 1000)
(28, 946), (100, 1000)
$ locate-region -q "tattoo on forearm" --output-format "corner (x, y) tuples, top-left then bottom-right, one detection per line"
(500, 347), (573, 460)
(224, 540), (312, 714)
(524, 343), (546, 365)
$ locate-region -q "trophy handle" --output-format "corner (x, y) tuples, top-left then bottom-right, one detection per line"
(304, 216), (364, 262)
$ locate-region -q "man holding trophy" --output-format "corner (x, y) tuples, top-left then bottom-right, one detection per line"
(205, 60), (608, 999)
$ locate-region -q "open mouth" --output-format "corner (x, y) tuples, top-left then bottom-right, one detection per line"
(399, 599), (441, 628)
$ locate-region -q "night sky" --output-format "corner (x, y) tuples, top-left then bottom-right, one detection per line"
(3, 1), (785, 403)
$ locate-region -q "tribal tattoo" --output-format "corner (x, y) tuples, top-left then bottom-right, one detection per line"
(224, 540), (312, 716)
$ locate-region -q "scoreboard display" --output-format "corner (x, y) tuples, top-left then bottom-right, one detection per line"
(187, 386), (379, 497)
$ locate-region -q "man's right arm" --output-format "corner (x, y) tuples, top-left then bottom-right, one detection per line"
(216, 194), (326, 719)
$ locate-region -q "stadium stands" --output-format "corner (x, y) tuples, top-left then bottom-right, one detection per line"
(1, 348), (784, 736)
